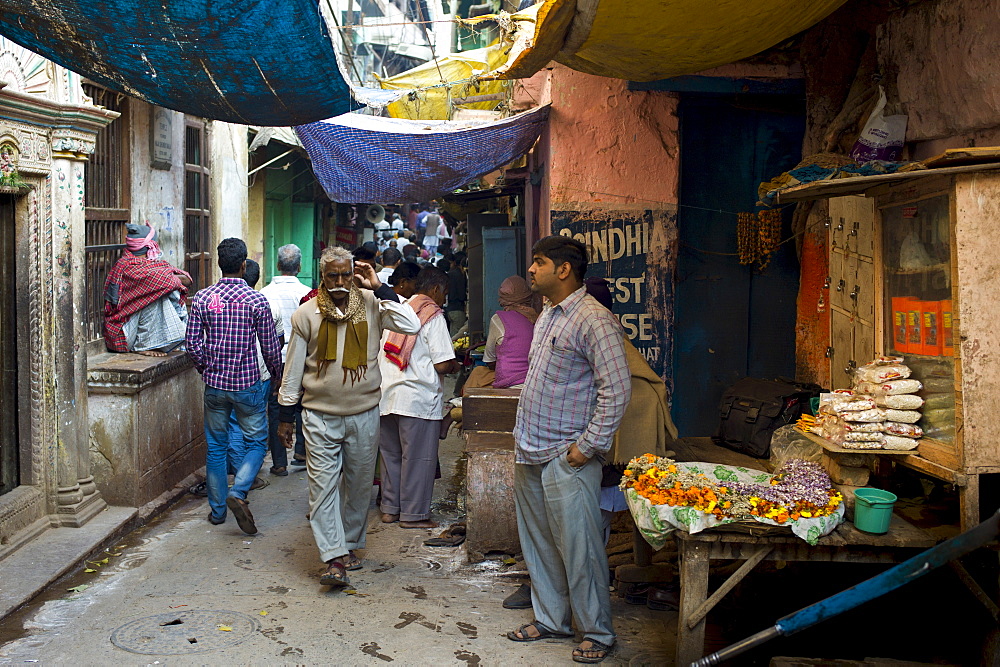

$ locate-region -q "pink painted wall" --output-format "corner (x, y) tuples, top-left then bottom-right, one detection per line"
(546, 65), (680, 216)
(513, 64), (681, 233)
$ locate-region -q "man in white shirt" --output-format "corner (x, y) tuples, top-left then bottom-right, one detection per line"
(377, 247), (402, 285)
(260, 244), (312, 474)
(378, 266), (458, 529)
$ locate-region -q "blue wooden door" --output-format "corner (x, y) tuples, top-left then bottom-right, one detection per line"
(672, 95), (805, 436)
(482, 226), (524, 334)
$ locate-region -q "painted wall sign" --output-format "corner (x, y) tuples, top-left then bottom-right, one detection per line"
(150, 108), (172, 170)
(335, 226), (357, 248)
(552, 209), (677, 391)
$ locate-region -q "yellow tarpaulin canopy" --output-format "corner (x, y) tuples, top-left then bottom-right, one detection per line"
(377, 44), (511, 120)
(489, 0), (849, 82)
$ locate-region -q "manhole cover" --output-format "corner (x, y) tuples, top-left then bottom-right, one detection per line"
(110, 609), (260, 655)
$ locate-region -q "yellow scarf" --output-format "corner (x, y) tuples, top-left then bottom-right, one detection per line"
(315, 285), (369, 384)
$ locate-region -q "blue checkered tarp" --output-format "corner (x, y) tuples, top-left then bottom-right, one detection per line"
(294, 106), (550, 204)
(0, 0), (351, 125)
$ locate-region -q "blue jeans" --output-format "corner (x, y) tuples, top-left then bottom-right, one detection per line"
(267, 390), (305, 469)
(204, 380), (269, 520)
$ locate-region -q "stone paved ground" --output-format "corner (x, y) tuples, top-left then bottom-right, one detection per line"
(0, 432), (673, 666)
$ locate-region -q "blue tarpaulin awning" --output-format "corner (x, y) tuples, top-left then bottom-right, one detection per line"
(294, 105), (550, 204)
(0, 0), (352, 126)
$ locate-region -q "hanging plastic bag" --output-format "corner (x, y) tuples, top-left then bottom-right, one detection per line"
(850, 87), (908, 163)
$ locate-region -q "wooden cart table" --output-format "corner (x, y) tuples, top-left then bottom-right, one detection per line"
(674, 515), (937, 666)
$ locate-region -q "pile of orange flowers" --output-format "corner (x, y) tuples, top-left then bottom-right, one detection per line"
(621, 454), (732, 519)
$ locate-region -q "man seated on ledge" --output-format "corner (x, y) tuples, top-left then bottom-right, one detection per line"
(103, 223), (192, 357)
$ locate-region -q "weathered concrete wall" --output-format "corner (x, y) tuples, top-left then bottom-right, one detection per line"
(880, 0), (1000, 143)
(88, 356), (206, 508)
(211, 122), (250, 264)
(129, 103), (186, 268)
(953, 171), (1000, 470)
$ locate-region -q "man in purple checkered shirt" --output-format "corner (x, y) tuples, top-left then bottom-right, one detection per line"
(507, 235), (630, 664)
(186, 238), (282, 535)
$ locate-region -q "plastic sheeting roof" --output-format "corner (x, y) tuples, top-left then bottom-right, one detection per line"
(295, 105), (549, 203)
(0, 0), (352, 125)
(377, 44), (510, 120)
(490, 0), (849, 82)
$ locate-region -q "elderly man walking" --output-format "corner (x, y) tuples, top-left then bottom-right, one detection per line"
(186, 238), (282, 533)
(261, 244), (312, 474)
(506, 236), (631, 664)
(277, 246), (420, 589)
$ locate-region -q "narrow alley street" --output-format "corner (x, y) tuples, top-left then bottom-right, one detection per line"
(0, 432), (672, 666)
(5, 2), (1000, 665)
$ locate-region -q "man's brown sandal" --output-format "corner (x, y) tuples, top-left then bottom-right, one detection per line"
(319, 561), (349, 588)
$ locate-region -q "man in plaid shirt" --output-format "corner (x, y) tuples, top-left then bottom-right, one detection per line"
(506, 236), (630, 664)
(186, 238), (282, 534)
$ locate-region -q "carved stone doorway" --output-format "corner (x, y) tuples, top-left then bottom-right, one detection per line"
(0, 193), (17, 496)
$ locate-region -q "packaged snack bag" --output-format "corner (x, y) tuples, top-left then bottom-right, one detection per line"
(876, 394), (925, 409)
(906, 301), (923, 352)
(884, 422), (923, 437)
(941, 299), (954, 357)
(891, 296), (911, 354)
(883, 409), (921, 424)
(883, 435), (919, 450)
(921, 301), (942, 356)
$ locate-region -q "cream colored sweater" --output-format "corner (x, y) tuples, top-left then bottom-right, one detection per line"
(278, 290), (420, 416)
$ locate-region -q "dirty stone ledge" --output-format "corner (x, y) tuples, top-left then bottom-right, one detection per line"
(0, 469), (202, 621)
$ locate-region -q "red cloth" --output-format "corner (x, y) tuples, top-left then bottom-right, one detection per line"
(102, 253), (189, 352)
(383, 294), (442, 371)
(300, 288), (318, 305)
(125, 225), (163, 259)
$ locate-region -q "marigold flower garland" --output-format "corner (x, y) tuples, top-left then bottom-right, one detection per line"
(620, 454), (843, 525)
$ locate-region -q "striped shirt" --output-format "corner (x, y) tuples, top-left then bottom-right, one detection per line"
(514, 287), (631, 464)
(185, 278), (282, 391)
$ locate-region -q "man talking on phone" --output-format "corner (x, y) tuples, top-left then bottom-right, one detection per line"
(277, 246), (420, 589)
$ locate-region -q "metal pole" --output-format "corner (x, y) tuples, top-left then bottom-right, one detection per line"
(248, 149), (296, 177)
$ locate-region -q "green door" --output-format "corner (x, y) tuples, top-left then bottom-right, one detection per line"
(263, 154), (318, 288)
(290, 202), (316, 288)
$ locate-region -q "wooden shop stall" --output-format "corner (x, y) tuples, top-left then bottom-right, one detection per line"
(778, 156), (1000, 531)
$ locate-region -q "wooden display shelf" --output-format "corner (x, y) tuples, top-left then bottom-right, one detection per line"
(801, 431), (965, 483)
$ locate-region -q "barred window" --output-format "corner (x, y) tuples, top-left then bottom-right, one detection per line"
(184, 121), (211, 292)
(83, 83), (129, 343)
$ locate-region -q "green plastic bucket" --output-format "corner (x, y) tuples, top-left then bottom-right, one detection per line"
(853, 487), (898, 534)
